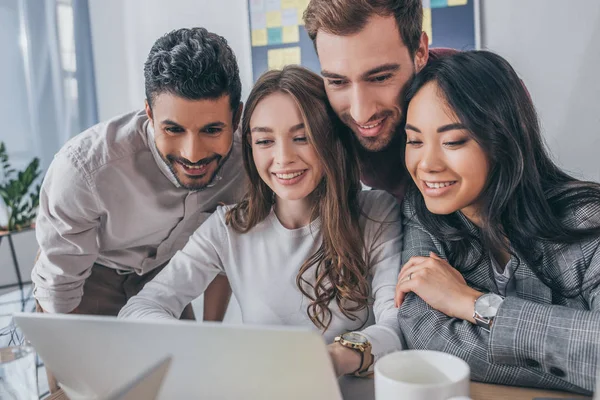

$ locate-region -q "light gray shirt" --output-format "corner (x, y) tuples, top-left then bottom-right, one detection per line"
(119, 190), (403, 360)
(490, 254), (516, 297)
(32, 110), (246, 313)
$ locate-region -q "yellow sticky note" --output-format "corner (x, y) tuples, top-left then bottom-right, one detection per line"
(297, 0), (309, 24)
(251, 29), (268, 46)
(282, 47), (301, 65)
(423, 8), (432, 45)
(448, 0), (467, 5)
(266, 11), (282, 28)
(268, 49), (285, 70)
(282, 26), (299, 43)
(281, 0), (297, 9)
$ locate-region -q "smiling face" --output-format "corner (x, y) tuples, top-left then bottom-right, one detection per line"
(404, 82), (489, 224)
(249, 91), (324, 207)
(146, 93), (240, 191)
(316, 15), (428, 152)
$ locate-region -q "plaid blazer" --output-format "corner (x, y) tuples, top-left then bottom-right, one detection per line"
(397, 196), (600, 395)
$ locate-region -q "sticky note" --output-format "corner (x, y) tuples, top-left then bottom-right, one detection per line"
(249, 0), (265, 13)
(423, 8), (432, 45)
(283, 25), (299, 43)
(266, 11), (282, 27)
(297, 0), (309, 24)
(265, 0), (280, 12)
(281, 0), (297, 9)
(268, 49), (285, 70)
(282, 47), (301, 65)
(448, 0), (467, 5)
(430, 0), (447, 8)
(267, 27), (283, 45)
(282, 8), (298, 26)
(250, 12), (266, 29)
(251, 29), (268, 46)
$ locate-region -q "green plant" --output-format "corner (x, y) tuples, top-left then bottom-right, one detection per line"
(0, 142), (42, 231)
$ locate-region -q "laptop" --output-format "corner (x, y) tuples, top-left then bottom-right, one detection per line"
(105, 356), (171, 400)
(14, 313), (342, 400)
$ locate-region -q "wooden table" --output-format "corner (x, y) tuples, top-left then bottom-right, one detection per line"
(46, 381), (592, 400)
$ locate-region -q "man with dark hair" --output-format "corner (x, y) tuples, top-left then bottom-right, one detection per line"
(303, 0), (454, 378)
(304, 0), (453, 203)
(32, 27), (243, 321)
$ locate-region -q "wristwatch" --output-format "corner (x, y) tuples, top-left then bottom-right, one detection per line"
(334, 332), (373, 377)
(473, 293), (504, 332)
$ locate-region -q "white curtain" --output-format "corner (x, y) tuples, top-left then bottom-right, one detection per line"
(0, 0), (98, 174)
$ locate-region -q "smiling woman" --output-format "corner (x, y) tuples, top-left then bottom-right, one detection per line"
(119, 65), (404, 379)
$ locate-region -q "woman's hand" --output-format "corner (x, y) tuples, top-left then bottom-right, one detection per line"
(327, 342), (364, 377)
(394, 252), (482, 322)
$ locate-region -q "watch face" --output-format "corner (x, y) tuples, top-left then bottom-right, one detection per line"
(475, 294), (504, 318)
(341, 332), (368, 344)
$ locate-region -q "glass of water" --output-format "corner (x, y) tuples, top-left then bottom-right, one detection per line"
(0, 346), (38, 400)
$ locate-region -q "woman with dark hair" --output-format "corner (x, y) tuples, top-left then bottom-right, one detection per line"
(394, 51), (600, 394)
(120, 66), (402, 377)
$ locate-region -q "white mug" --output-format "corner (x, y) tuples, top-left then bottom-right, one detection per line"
(375, 350), (470, 400)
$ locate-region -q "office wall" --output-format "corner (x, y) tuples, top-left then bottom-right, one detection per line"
(88, 0), (253, 121)
(89, 0), (600, 181)
(481, 0), (600, 182)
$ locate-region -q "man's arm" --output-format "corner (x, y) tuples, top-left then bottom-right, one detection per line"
(203, 274), (232, 321)
(32, 152), (101, 313)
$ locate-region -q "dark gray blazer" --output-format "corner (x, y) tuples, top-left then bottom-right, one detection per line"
(398, 197), (600, 395)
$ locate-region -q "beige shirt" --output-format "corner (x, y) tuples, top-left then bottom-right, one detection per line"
(32, 110), (246, 313)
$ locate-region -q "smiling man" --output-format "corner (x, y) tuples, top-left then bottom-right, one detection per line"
(32, 28), (244, 321)
(305, 0), (454, 202)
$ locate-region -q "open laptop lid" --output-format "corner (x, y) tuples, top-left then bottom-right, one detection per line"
(14, 313), (342, 400)
(104, 356), (171, 400)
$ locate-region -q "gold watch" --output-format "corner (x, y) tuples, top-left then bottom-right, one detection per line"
(334, 332), (373, 377)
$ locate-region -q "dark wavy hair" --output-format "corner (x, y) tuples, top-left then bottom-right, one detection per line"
(402, 51), (600, 296)
(144, 27), (241, 110)
(226, 66), (370, 330)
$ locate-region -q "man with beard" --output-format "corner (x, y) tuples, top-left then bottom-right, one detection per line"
(304, 0), (454, 203)
(303, 0), (455, 374)
(32, 27), (244, 322)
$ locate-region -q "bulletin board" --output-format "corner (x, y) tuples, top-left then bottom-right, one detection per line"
(247, 0), (480, 82)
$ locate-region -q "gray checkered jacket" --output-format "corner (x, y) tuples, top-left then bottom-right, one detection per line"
(397, 197), (600, 395)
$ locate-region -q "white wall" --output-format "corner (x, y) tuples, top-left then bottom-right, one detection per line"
(481, 0), (600, 182)
(88, 0), (600, 182)
(88, 0), (252, 121)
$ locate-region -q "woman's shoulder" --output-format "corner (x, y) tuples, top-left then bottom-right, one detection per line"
(567, 201), (600, 230)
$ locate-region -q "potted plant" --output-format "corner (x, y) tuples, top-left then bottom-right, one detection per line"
(0, 142), (42, 233)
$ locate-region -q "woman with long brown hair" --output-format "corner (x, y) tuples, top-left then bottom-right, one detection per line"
(120, 66), (402, 376)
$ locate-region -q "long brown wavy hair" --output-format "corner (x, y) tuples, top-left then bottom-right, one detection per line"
(226, 65), (369, 331)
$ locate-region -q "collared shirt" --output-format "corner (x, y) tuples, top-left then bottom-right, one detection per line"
(32, 110), (246, 313)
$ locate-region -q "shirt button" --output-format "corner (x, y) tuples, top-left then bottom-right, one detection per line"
(549, 367), (566, 377)
(525, 359), (540, 368)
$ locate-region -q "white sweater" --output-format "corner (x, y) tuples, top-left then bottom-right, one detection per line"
(119, 190), (403, 358)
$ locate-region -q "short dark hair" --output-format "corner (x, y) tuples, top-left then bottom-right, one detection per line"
(144, 27), (241, 111)
(304, 0), (423, 58)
